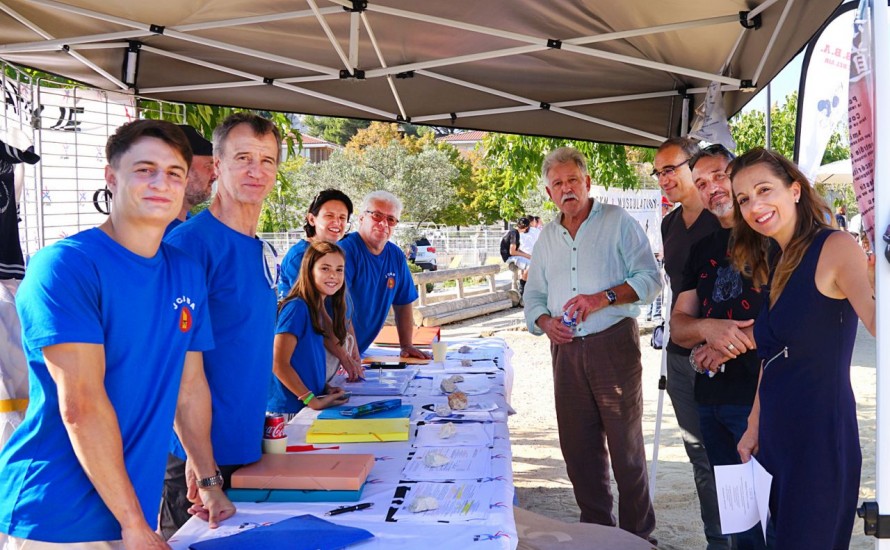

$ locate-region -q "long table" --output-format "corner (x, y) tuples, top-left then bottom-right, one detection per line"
(170, 338), (518, 550)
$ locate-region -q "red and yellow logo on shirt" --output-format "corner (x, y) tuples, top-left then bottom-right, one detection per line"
(179, 307), (193, 333)
(387, 276), (395, 289)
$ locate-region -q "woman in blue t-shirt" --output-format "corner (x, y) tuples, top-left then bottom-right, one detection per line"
(268, 241), (351, 414)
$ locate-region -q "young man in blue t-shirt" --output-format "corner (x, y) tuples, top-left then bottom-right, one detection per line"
(0, 120), (233, 546)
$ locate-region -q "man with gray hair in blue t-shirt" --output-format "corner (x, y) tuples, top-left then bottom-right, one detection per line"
(160, 113), (281, 538)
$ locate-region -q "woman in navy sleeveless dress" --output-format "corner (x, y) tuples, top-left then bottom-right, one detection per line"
(728, 149), (876, 549)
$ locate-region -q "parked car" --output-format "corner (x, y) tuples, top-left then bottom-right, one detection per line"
(407, 237), (438, 271)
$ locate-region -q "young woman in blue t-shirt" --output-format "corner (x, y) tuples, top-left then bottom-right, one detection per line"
(268, 241), (351, 414)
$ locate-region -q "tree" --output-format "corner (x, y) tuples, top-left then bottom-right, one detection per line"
(730, 91), (849, 164)
(302, 115), (370, 145)
(476, 133), (644, 221)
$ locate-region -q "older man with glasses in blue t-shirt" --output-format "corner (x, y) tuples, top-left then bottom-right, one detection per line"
(337, 190), (427, 360)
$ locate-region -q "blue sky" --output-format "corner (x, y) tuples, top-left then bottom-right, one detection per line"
(743, 51), (804, 113)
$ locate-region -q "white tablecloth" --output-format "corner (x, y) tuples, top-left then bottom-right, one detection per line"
(169, 337), (518, 550)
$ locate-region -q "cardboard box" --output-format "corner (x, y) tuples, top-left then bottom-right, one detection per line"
(230, 453), (375, 491)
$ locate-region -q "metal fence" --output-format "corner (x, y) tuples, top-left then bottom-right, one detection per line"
(259, 225), (511, 269)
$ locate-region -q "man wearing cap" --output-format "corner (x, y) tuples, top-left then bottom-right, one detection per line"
(506, 217), (532, 296)
(165, 125), (216, 235)
(655, 137), (726, 548)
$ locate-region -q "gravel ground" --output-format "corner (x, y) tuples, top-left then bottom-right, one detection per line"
(441, 308), (877, 549)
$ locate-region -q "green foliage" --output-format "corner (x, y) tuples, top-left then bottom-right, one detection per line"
(303, 116), (370, 145)
(406, 261), (434, 293)
(730, 91), (849, 164)
(476, 133), (641, 221)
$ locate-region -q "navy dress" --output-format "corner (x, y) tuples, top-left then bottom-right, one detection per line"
(754, 229), (861, 549)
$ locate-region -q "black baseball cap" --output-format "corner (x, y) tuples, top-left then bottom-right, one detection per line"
(177, 125), (213, 156)
(517, 217), (530, 228)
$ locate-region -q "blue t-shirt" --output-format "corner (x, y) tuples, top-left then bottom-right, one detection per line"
(267, 298), (327, 413)
(338, 232), (418, 354)
(277, 239), (310, 300)
(0, 228), (213, 542)
(165, 210), (277, 466)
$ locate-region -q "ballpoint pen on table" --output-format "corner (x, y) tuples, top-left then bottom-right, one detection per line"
(326, 502), (373, 516)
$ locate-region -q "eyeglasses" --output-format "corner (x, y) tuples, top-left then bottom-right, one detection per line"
(364, 210), (399, 227)
(651, 158), (690, 179)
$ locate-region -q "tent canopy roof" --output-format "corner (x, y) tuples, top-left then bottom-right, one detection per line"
(0, 0), (841, 146)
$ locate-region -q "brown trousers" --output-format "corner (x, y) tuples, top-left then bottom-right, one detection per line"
(550, 317), (655, 540)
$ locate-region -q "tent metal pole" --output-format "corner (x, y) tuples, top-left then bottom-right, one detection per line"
(0, 2), (127, 89)
(557, 90), (683, 107)
(412, 105), (538, 123)
(560, 43), (741, 86)
(752, 0), (796, 86)
(174, 7), (341, 32)
(872, 0), (890, 546)
(0, 30), (149, 53)
(140, 45), (262, 82)
(30, 0), (341, 76)
(271, 80), (397, 119)
(748, 0), (783, 20)
(362, 13), (408, 121)
(307, 0), (352, 72)
(140, 82), (266, 94)
(348, 12), (360, 69)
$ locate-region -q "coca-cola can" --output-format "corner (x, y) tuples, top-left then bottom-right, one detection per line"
(264, 413), (286, 439)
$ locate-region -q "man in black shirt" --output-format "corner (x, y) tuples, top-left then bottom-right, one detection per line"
(656, 137), (726, 548)
(670, 145), (767, 549)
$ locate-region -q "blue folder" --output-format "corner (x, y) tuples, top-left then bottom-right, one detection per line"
(318, 404), (413, 419)
(226, 484), (364, 503)
(188, 514), (373, 550)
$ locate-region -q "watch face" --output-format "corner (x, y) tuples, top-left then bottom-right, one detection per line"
(606, 290), (617, 304)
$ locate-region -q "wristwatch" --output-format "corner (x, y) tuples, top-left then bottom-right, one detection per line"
(605, 289), (617, 305)
(197, 470), (224, 489)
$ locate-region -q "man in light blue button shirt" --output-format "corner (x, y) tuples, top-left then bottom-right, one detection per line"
(524, 146), (661, 543)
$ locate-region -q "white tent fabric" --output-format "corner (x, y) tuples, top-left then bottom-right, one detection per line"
(816, 158), (853, 185)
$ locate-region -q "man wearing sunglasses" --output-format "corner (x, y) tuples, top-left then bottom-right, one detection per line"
(338, 190), (427, 359)
(655, 138), (726, 548)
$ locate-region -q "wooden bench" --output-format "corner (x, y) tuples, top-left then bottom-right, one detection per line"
(411, 265), (515, 326)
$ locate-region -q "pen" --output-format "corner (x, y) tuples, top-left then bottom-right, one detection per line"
(326, 502), (373, 516)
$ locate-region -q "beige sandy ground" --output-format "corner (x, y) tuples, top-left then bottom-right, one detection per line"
(442, 310), (877, 549)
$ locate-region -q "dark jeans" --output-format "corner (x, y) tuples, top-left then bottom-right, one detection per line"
(550, 318), (655, 541)
(698, 404), (770, 550)
(158, 453), (241, 540)
(666, 351), (729, 549)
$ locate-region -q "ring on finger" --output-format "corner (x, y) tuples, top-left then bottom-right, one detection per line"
(726, 343), (736, 352)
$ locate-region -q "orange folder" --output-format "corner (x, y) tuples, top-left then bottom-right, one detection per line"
(372, 325), (440, 348)
(230, 453), (375, 491)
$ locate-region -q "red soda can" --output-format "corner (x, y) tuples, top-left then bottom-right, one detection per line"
(264, 413), (286, 439)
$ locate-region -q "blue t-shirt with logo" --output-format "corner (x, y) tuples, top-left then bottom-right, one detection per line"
(165, 210), (277, 466)
(277, 239), (310, 300)
(338, 232), (418, 354)
(0, 228), (213, 542)
(267, 297), (326, 413)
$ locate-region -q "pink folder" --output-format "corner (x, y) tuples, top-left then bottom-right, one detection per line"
(230, 453), (375, 491)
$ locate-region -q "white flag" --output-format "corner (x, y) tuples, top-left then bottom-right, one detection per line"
(689, 82), (737, 151)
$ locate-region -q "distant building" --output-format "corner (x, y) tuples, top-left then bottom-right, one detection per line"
(436, 130), (487, 158)
(288, 134), (339, 163)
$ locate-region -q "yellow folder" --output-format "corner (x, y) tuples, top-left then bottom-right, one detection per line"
(306, 418), (410, 443)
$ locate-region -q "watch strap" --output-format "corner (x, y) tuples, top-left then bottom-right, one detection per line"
(197, 469), (224, 489)
(605, 289), (617, 305)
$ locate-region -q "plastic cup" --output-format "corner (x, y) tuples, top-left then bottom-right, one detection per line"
(262, 436), (288, 454)
(432, 342), (448, 363)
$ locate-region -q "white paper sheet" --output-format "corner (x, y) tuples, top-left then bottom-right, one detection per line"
(402, 447), (493, 480)
(395, 481), (495, 522)
(414, 422), (492, 447)
(430, 374), (492, 396)
(714, 457), (772, 541)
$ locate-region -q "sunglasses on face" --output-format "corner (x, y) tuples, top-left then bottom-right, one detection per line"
(364, 210), (399, 227)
